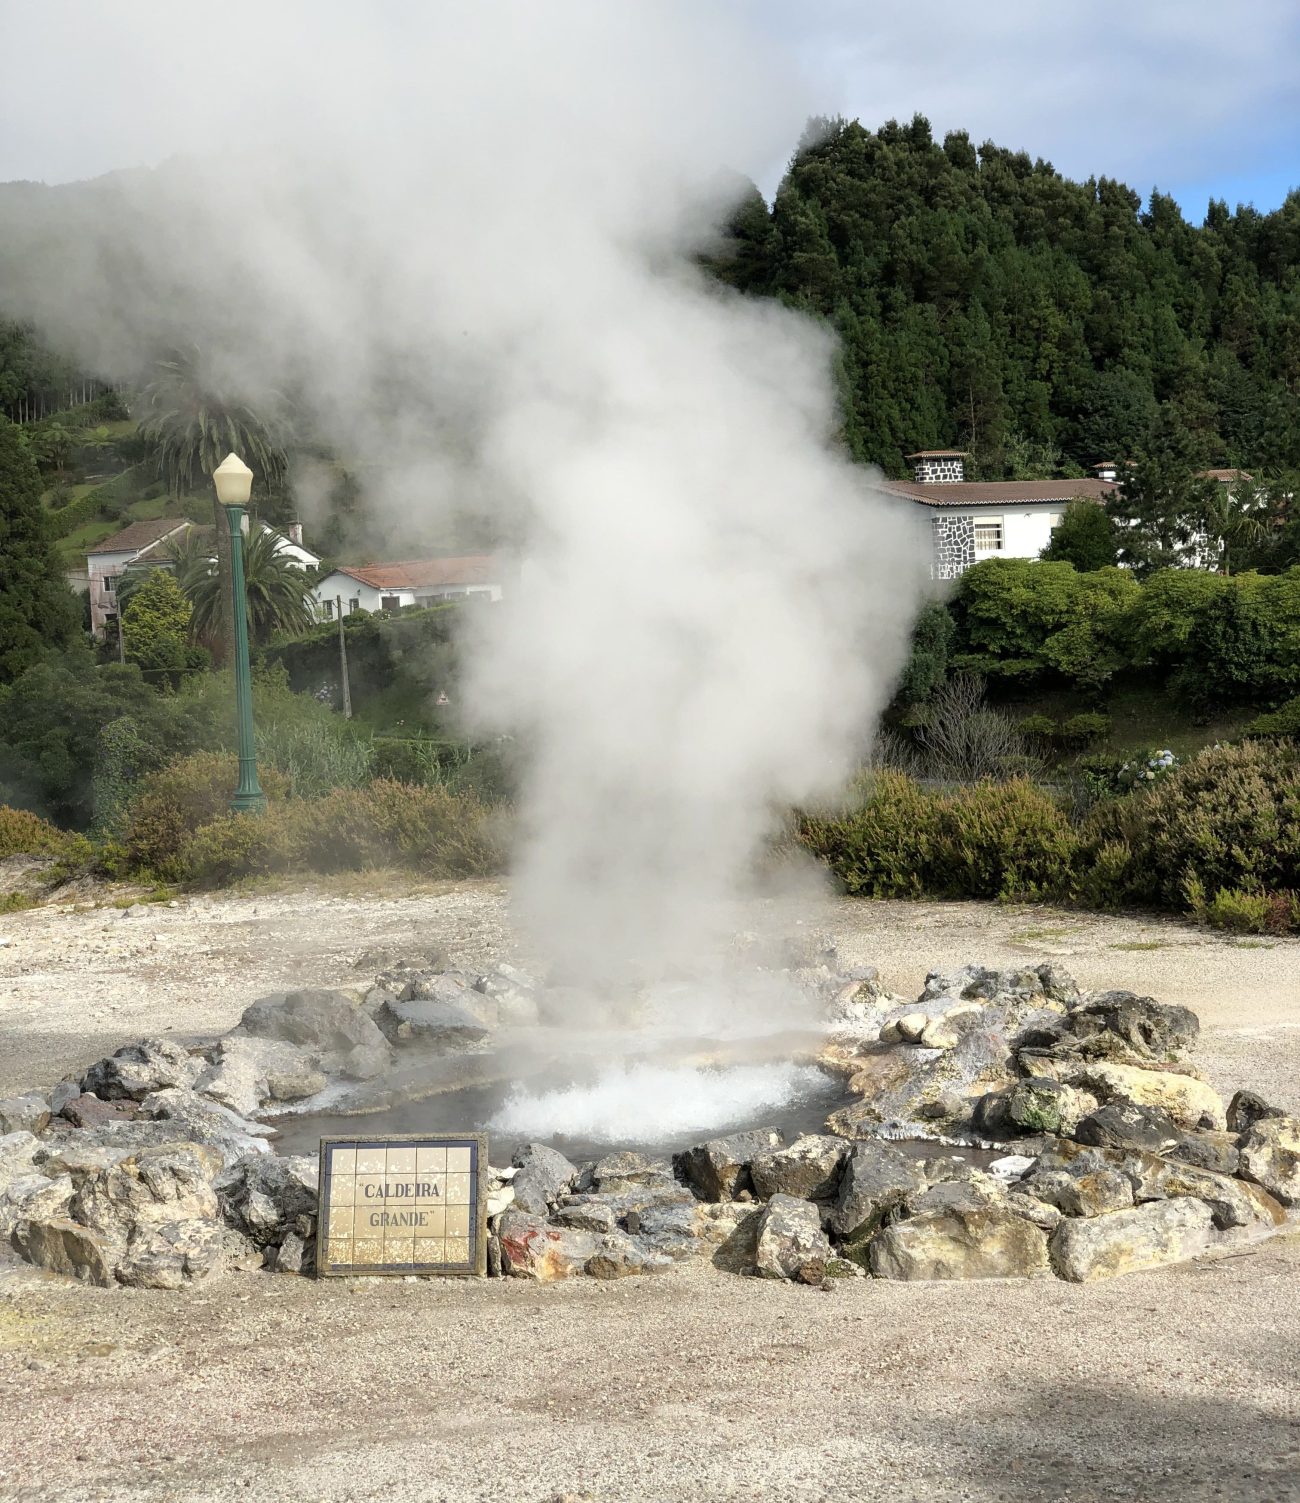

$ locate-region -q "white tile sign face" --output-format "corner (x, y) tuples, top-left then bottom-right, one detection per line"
(316, 1134), (488, 1277)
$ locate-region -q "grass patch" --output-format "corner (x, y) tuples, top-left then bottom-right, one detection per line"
(1010, 925), (1073, 943)
(0, 892), (38, 914)
(1108, 940), (1168, 951)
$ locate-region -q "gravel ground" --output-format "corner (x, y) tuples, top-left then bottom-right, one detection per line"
(1, 879), (1300, 1502)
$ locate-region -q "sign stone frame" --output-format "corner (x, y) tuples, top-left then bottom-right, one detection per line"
(316, 1132), (489, 1278)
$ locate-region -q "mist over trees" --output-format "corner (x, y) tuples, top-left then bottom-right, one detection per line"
(710, 115), (1300, 482)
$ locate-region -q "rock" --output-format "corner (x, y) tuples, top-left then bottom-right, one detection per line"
(81, 1038), (201, 1102)
(1007, 1077), (1091, 1137)
(750, 1135), (847, 1203)
(11, 1217), (114, 1287)
(62, 1094), (139, 1128)
(1004, 1190), (1064, 1232)
(828, 1143), (927, 1241)
(1067, 992), (1199, 1060)
(1073, 1102), (1182, 1155)
(893, 1012), (930, 1045)
(138, 1088), (273, 1168)
(116, 1219), (228, 1288)
(240, 988), (388, 1056)
(498, 1207), (598, 1281)
(1137, 1159), (1286, 1230)
(1227, 1090), (1286, 1136)
(1049, 1199), (1215, 1282)
(552, 1199), (618, 1234)
(376, 996), (494, 1049)
(585, 1234), (672, 1279)
(869, 1206), (1049, 1281)
(193, 1036), (328, 1117)
(269, 1231), (308, 1275)
(988, 1154), (1037, 1180)
(49, 1079), (80, 1117)
(1239, 1117), (1300, 1207)
(674, 1130), (781, 1201)
(0, 1131), (42, 1194)
(485, 1184), (515, 1219)
(509, 1143), (576, 1215)
(72, 1144), (223, 1254)
(1025, 1166), (1134, 1218)
(0, 1093), (50, 1135)
(218, 1153), (317, 1246)
(1072, 1062), (1225, 1131)
(753, 1195), (834, 1282)
(1169, 1129), (1241, 1177)
(918, 1019), (960, 1050)
(0, 1173), (74, 1237)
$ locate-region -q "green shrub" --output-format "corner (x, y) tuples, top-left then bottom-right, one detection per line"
(1077, 740), (1300, 909)
(1018, 714), (1057, 739)
(1245, 696), (1300, 738)
(1058, 711), (1112, 747)
(0, 805), (71, 858)
(174, 779), (505, 887)
(801, 772), (1076, 903)
(256, 719), (374, 798)
(121, 752), (290, 880)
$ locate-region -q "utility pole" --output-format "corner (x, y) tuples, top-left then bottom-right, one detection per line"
(336, 595), (353, 719)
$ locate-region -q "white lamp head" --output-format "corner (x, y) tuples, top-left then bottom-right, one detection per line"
(213, 452), (254, 506)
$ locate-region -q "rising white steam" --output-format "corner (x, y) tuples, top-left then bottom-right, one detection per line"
(0, 3), (924, 1000)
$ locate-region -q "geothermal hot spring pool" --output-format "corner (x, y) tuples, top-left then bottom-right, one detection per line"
(272, 1047), (854, 1161)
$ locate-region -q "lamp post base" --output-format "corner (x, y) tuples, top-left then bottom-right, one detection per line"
(230, 789), (267, 815)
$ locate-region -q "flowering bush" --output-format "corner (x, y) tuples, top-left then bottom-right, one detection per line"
(1116, 747), (1177, 791)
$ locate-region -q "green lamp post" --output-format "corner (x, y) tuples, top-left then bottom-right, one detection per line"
(213, 452), (266, 814)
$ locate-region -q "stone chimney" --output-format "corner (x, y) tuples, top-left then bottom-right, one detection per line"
(1091, 462), (1118, 483)
(907, 450), (968, 484)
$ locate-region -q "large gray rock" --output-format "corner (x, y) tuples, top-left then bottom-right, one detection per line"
(139, 1088), (274, 1168)
(218, 1153), (318, 1247)
(754, 1195), (834, 1282)
(1170, 1129), (1241, 1177)
(1022, 1166), (1133, 1218)
(584, 1233), (673, 1279)
(827, 1143), (927, 1240)
(237, 989), (390, 1079)
(582, 1151), (680, 1197)
(674, 1130), (781, 1201)
(72, 1143), (223, 1252)
(1066, 992), (1199, 1060)
(1227, 1090), (1286, 1136)
(193, 1036), (327, 1117)
(0, 1131), (41, 1195)
(376, 996), (494, 1049)
(1006, 1078), (1093, 1137)
(81, 1038), (202, 1102)
(1133, 1158), (1287, 1231)
(497, 1207), (598, 1282)
(62, 1094), (139, 1128)
(869, 1206), (1049, 1281)
(0, 1173), (74, 1238)
(1049, 1199), (1215, 1282)
(115, 1219), (229, 1289)
(750, 1135), (848, 1203)
(0, 1092), (50, 1135)
(11, 1217), (114, 1287)
(1239, 1117), (1300, 1207)
(509, 1142), (576, 1215)
(1073, 1102), (1181, 1155)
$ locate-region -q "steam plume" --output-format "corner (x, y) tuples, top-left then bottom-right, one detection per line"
(0, 3), (924, 1003)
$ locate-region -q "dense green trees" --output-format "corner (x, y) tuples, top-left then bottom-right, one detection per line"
(0, 417), (81, 682)
(177, 527), (314, 646)
(717, 117), (1300, 481)
(1042, 500), (1117, 571)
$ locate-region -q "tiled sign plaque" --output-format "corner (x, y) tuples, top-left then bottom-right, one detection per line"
(316, 1133), (488, 1277)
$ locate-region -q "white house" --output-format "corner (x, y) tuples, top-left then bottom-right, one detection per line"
(310, 555), (503, 619)
(86, 518), (318, 638)
(882, 451), (1116, 579)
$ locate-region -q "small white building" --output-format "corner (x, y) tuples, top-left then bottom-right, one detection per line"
(883, 451), (1116, 580)
(86, 518), (318, 638)
(311, 555), (503, 620)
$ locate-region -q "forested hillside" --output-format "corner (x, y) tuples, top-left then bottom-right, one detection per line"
(713, 116), (1300, 480)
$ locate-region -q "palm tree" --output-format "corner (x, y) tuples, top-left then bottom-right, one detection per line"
(1199, 477), (1269, 575)
(175, 525), (314, 646)
(140, 345), (292, 663)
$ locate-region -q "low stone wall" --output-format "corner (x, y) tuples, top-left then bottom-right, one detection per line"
(1, 953), (1295, 1290)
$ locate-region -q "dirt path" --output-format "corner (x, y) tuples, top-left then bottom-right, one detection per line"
(2, 881), (1300, 1502)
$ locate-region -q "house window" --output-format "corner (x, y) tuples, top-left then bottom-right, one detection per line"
(349, 597), (361, 614)
(322, 599), (334, 620)
(380, 595), (400, 613)
(973, 520), (1004, 553)
(101, 574), (116, 596)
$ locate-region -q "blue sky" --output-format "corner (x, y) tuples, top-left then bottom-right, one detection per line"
(2, 1), (1297, 220)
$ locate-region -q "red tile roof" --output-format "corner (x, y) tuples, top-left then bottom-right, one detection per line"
(331, 555), (497, 590)
(86, 517), (191, 556)
(881, 478), (1114, 509)
(1198, 468), (1254, 483)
